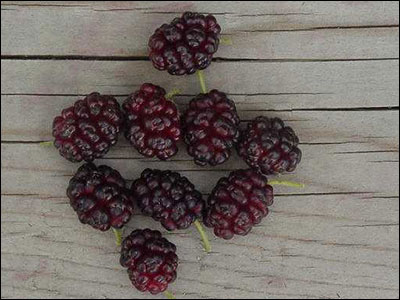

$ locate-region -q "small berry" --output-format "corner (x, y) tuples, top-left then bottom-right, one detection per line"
(52, 92), (123, 162)
(182, 90), (240, 166)
(67, 163), (133, 231)
(238, 116), (302, 175)
(131, 169), (204, 231)
(122, 84), (181, 160)
(149, 12), (221, 75)
(120, 229), (178, 294)
(205, 169), (274, 240)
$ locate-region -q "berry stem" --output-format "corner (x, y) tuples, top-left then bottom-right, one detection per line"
(165, 88), (181, 100)
(220, 36), (233, 45)
(164, 290), (176, 299)
(194, 220), (211, 253)
(196, 70), (207, 94)
(269, 180), (305, 188)
(112, 228), (123, 246)
(39, 141), (53, 147)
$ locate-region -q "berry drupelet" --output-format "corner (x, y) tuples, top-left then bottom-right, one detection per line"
(182, 90), (240, 166)
(52, 92), (124, 162)
(67, 163), (134, 233)
(205, 169), (274, 240)
(148, 12), (221, 75)
(122, 84), (181, 160)
(238, 116), (302, 175)
(120, 229), (178, 295)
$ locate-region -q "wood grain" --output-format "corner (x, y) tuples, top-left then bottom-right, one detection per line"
(1, 1), (399, 59)
(1, 1), (399, 299)
(1, 59), (399, 105)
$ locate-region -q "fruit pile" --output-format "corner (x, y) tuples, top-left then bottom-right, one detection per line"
(51, 12), (302, 298)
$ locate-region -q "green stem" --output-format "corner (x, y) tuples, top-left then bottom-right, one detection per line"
(39, 141), (53, 147)
(164, 290), (176, 299)
(165, 88), (181, 100)
(194, 220), (211, 253)
(269, 180), (305, 188)
(220, 36), (233, 45)
(196, 70), (207, 93)
(112, 228), (123, 246)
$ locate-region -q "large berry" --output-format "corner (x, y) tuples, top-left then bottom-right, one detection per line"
(132, 169), (204, 231)
(149, 12), (221, 75)
(67, 163), (133, 231)
(122, 84), (181, 160)
(182, 90), (240, 166)
(238, 116), (302, 175)
(120, 229), (178, 294)
(52, 92), (123, 162)
(205, 169), (274, 240)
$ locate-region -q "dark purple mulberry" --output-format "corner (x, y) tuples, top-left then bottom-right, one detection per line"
(131, 169), (204, 231)
(182, 90), (240, 166)
(205, 169), (274, 239)
(238, 116), (302, 175)
(120, 229), (178, 294)
(53, 92), (123, 162)
(149, 12), (221, 75)
(67, 163), (134, 231)
(122, 83), (181, 160)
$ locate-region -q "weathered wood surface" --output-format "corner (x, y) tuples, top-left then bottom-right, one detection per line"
(1, 1), (399, 299)
(1, 2), (399, 59)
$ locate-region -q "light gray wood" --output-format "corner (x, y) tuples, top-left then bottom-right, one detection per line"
(1, 2), (399, 59)
(1, 137), (399, 196)
(1, 1), (399, 299)
(2, 94), (400, 142)
(1, 59), (399, 105)
(1, 192), (399, 299)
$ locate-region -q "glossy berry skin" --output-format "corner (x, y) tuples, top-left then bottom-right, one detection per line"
(238, 116), (302, 175)
(205, 169), (274, 240)
(132, 169), (204, 231)
(120, 229), (178, 294)
(149, 11), (221, 75)
(122, 84), (181, 160)
(182, 90), (240, 166)
(52, 92), (123, 162)
(67, 163), (133, 231)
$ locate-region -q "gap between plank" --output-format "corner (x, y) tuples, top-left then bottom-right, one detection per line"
(236, 24), (399, 33)
(1, 55), (398, 63)
(241, 106), (399, 112)
(0, 94), (398, 112)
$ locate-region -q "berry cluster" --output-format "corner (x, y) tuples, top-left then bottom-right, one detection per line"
(149, 12), (221, 75)
(132, 169), (205, 231)
(50, 11), (303, 298)
(238, 116), (302, 175)
(120, 229), (178, 294)
(53, 92), (123, 162)
(67, 163), (134, 231)
(122, 83), (181, 160)
(182, 90), (240, 166)
(205, 169), (274, 240)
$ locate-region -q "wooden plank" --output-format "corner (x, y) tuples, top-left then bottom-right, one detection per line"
(1, 192), (398, 299)
(2, 94), (400, 143)
(1, 2), (399, 58)
(1, 59), (399, 107)
(1, 129), (399, 196)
